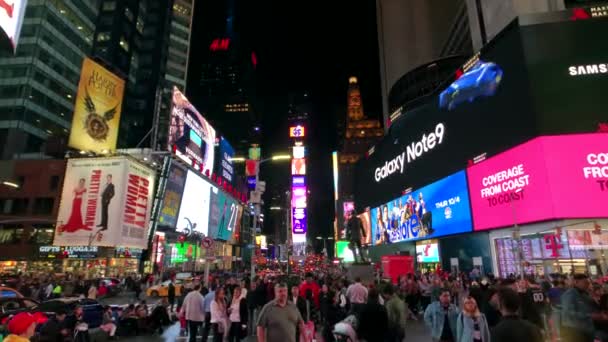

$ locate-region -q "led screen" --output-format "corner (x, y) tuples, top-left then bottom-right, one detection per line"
(208, 188), (239, 240)
(159, 163), (187, 228)
(291, 158), (306, 175)
(335, 241), (354, 263)
(370, 171), (472, 245)
(416, 241), (440, 263)
(176, 170), (212, 235)
(467, 133), (608, 231)
(171, 243), (197, 263)
(292, 208), (307, 234)
(291, 186), (307, 208)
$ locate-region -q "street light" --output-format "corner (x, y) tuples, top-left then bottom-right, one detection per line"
(271, 155), (291, 161)
(1, 181), (19, 189)
(270, 206), (282, 211)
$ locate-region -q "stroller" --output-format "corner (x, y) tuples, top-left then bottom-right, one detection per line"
(333, 315), (358, 342)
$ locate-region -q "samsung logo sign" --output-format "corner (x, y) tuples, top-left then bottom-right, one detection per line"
(568, 64), (608, 76)
(374, 123), (445, 182)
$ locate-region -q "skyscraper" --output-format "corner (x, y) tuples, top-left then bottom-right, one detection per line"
(0, 0), (98, 159)
(92, 0), (195, 148)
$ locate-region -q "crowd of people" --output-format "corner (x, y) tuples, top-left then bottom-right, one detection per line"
(2, 269), (608, 341)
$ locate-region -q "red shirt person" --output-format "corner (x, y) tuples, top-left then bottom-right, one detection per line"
(298, 273), (320, 308)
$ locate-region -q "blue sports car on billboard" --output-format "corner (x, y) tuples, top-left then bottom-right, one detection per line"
(439, 61), (503, 110)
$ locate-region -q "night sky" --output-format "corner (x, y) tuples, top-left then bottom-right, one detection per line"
(190, 1), (382, 241)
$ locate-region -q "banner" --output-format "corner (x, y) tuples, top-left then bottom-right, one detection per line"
(54, 157), (155, 248)
(176, 170), (212, 235)
(168, 87), (216, 175)
(158, 162), (187, 228)
(217, 136), (235, 185)
(68, 58), (125, 153)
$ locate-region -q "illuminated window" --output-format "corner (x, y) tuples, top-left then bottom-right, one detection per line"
(96, 32), (110, 42)
(119, 37), (129, 52)
(124, 7), (134, 22)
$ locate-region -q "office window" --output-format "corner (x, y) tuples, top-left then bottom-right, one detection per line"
(33, 198), (54, 215)
(50, 176), (60, 191)
(9, 198), (29, 215)
(96, 32), (111, 42)
(119, 36), (129, 52)
(124, 7), (134, 22)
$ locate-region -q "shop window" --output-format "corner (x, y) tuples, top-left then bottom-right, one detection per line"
(0, 230), (16, 244)
(33, 228), (54, 244)
(33, 198), (54, 215)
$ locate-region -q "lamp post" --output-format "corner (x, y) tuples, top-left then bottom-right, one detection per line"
(234, 154), (290, 277)
(509, 188), (524, 280)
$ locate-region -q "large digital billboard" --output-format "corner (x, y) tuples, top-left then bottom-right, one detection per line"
(467, 133), (608, 230)
(416, 240), (440, 263)
(355, 17), (608, 210)
(370, 171), (472, 245)
(176, 170), (212, 235)
(335, 241), (354, 263)
(208, 188), (240, 240)
(158, 162), (187, 228)
(68, 58), (125, 154)
(55, 157), (155, 248)
(217, 136), (235, 185)
(168, 87), (216, 175)
(0, 0), (27, 53)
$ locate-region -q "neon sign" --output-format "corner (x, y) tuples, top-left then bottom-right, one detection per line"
(289, 125), (306, 138)
(210, 38), (230, 51)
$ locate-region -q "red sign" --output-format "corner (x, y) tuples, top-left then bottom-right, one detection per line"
(210, 38), (230, 51)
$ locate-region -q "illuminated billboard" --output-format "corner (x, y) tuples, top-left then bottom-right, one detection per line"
(416, 240), (440, 263)
(289, 125), (306, 138)
(291, 186), (307, 208)
(68, 58), (125, 154)
(335, 241), (354, 263)
(55, 157), (155, 248)
(293, 146), (305, 159)
(0, 0), (27, 53)
(158, 162), (187, 228)
(168, 87), (216, 175)
(292, 208), (307, 234)
(292, 176), (305, 186)
(208, 187), (239, 240)
(467, 133), (608, 231)
(176, 170), (212, 235)
(291, 158), (306, 175)
(370, 171), (472, 245)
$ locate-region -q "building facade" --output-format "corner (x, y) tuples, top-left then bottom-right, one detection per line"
(0, 0), (98, 159)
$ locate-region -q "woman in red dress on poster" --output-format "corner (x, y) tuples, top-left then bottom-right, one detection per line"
(60, 178), (90, 233)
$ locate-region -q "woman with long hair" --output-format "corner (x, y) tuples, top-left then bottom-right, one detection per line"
(60, 178), (88, 233)
(456, 296), (490, 342)
(227, 286), (248, 342)
(211, 287), (229, 342)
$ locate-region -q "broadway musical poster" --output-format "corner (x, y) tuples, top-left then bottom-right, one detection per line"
(54, 157), (155, 249)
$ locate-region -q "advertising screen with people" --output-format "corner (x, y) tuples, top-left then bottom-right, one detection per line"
(168, 87), (216, 175)
(158, 162), (187, 228)
(55, 157), (155, 248)
(370, 170), (472, 245)
(208, 188), (239, 240)
(468, 133), (608, 230)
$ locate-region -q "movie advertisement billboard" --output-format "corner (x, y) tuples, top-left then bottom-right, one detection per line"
(370, 171), (472, 245)
(0, 0), (27, 53)
(68, 58), (125, 154)
(416, 240), (440, 263)
(467, 133), (608, 230)
(209, 188), (239, 240)
(158, 162), (187, 228)
(168, 87), (216, 175)
(176, 170), (212, 235)
(217, 136), (235, 185)
(335, 241), (354, 263)
(55, 157), (155, 248)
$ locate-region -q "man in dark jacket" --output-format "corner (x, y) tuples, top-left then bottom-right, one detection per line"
(358, 288), (388, 342)
(98, 174), (115, 231)
(168, 282), (176, 312)
(491, 288), (542, 342)
(346, 211), (367, 262)
(39, 309), (69, 342)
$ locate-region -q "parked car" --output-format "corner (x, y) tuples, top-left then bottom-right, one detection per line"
(34, 297), (104, 329)
(146, 280), (183, 298)
(0, 297), (47, 339)
(0, 287), (23, 298)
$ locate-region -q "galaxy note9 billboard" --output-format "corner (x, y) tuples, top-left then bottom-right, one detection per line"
(355, 16), (608, 210)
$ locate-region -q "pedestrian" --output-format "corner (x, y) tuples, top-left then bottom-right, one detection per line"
(358, 288), (388, 342)
(228, 286), (248, 342)
(3, 312), (38, 342)
(383, 283), (407, 342)
(133, 281), (141, 302)
(346, 277), (368, 315)
(201, 284), (217, 342)
(88, 282), (98, 300)
(100, 306), (117, 339)
(211, 287), (229, 342)
(52, 282), (63, 298)
(424, 288), (460, 342)
(181, 284), (206, 342)
(299, 273), (320, 309)
(38, 309), (69, 342)
(561, 273), (602, 342)
(256, 282), (305, 342)
(456, 296), (490, 342)
(491, 288), (542, 342)
(168, 281), (176, 312)
(320, 284), (331, 323)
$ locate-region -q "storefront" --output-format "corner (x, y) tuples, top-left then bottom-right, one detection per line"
(489, 219), (608, 278)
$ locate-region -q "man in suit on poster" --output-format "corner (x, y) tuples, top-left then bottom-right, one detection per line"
(98, 174), (115, 231)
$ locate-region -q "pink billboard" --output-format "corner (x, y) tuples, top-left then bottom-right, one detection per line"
(468, 133), (608, 231)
